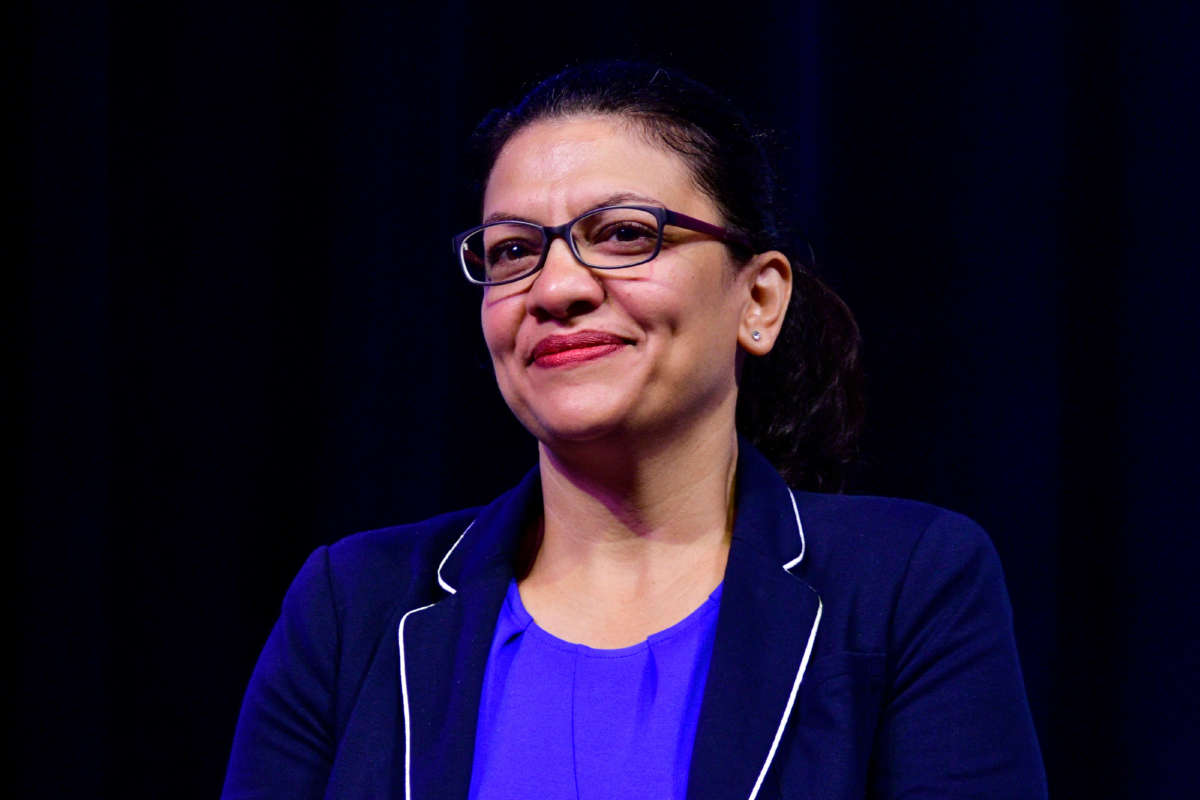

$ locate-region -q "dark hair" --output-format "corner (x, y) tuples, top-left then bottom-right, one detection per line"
(472, 62), (864, 491)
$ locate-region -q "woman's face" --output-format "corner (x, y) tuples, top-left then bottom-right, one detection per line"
(480, 115), (767, 448)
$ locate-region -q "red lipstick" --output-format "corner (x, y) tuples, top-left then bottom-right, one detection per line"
(530, 331), (630, 368)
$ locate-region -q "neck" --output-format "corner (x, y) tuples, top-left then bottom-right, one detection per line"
(518, 415), (738, 647)
(539, 424), (738, 543)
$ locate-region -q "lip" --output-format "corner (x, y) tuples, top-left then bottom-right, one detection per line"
(530, 330), (631, 367)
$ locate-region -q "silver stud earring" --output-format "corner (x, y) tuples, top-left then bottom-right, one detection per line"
(751, 330), (762, 342)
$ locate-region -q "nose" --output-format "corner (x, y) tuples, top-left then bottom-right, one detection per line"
(526, 237), (605, 320)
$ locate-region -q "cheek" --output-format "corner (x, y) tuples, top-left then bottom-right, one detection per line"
(480, 295), (521, 360)
(617, 260), (739, 337)
(479, 296), (531, 414)
(661, 266), (745, 380)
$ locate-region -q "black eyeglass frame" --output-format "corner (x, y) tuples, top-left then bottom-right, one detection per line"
(452, 204), (756, 286)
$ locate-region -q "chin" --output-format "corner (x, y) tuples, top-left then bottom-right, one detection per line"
(500, 379), (636, 440)
(520, 407), (634, 448)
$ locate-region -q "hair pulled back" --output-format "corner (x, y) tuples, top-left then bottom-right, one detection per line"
(472, 61), (864, 491)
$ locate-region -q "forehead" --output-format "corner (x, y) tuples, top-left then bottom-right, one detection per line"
(482, 115), (715, 221)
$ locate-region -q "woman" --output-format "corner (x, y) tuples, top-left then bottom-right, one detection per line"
(223, 62), (1047, 799)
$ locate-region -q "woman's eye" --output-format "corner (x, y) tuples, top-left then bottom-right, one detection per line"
(604, 221), (652, 241)
(593, 222), (657, 246)
(480, 234), (542, 280)
(488, 240), (539, 264)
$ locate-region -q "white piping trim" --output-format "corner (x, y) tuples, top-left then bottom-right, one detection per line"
(398, 601), (438, 800)
(747, 595), (823, 800)
(400, 519), (474, 797)
(436, 521), (474, 595)
(781, 489), (806, 571)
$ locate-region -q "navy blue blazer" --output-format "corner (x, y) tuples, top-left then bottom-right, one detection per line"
(223, 444), (1047, 799)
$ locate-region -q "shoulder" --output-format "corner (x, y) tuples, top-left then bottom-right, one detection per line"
(784, 494), (1046, 794)
(789, 492), (1006, 655)
(312, 506), (482, 616)
(793, 491), (996, 578)
(788, 495), (1045, 794)
(274, 505), (483, 660)
(271, 506), (486, 719)
(794, 490), (986, 541)
(224, 504), (486, 793)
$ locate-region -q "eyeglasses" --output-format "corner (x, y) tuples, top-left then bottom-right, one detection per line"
(453, 204), (754, 286)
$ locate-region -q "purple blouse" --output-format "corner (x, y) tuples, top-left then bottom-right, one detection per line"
(467, 580), (723, 800)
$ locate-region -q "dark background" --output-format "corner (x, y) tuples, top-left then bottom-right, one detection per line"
(23, 0), (1198, 796)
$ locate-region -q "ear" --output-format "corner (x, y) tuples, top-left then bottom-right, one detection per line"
(737, 250), (793, 355)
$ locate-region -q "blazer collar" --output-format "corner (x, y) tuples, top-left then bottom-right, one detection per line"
(399, 440), (822, 800)
(435, 467), (541, 595)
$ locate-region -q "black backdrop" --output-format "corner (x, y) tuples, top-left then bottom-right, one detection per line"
(23, 1), (1199, 796)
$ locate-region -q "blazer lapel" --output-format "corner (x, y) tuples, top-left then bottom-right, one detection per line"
(688, 443), (823, 800)
(398, 470), (542, 800)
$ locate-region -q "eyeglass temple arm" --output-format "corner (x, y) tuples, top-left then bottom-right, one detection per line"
(662, 209), (755, 253)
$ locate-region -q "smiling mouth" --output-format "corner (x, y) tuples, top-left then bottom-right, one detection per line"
(530, 331), (631, 367)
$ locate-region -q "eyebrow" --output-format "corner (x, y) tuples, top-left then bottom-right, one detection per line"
(482, 191), (665, 225)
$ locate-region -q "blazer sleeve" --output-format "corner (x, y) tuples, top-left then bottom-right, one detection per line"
(869, 511), (1048, 798)
(221, 547), (339, 800)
